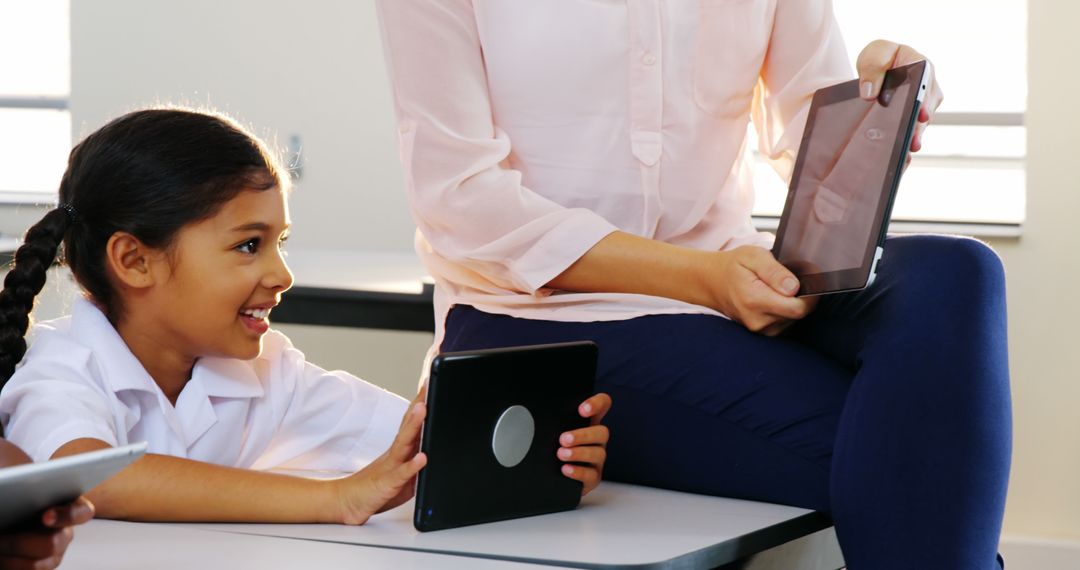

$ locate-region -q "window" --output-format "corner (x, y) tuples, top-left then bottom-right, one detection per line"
(752, 0), (1026, 234)
(0, 0), (71, 201)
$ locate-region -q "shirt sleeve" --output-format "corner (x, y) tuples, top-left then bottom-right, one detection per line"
(248, 333), (409, 473)
(751, 0), (855, 183)
(0, 339), (120, 463)
(375, 0), (619, 295)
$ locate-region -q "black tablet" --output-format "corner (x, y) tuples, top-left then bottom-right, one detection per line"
(413, 341), (597, 532)
(772, 60), (931, 296)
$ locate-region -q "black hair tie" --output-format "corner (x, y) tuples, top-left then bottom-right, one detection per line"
(59, 203), (78, 225)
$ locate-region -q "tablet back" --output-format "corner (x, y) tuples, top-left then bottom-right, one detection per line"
(414, 341), (597, 532)
(0, 442), (147, 530)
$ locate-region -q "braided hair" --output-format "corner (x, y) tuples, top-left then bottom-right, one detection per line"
(0, 108), (287, 386)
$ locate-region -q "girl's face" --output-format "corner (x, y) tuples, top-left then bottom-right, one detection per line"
(148, 186), (294, 361)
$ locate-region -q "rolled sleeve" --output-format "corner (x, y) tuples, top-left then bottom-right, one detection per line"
(377, 0), (619, 294)
(751, 0), (854, 182)
(0, 380), (119, 463)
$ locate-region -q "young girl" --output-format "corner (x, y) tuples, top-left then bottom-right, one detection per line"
(0, 108), (611, 523)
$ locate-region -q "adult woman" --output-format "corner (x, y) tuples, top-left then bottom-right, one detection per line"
(375, 2), (1008, 567)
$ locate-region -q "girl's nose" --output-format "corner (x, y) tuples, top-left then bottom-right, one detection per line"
(264, 249), (294, 292)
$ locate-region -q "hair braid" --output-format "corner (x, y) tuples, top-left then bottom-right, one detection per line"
(0, 208), (71, 385)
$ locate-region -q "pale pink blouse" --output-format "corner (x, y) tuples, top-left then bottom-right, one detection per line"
(374, 0), (854, 357)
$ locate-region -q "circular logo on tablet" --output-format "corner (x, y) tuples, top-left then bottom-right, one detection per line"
(491, 405), (535, 468)
(865, 128), (885, 141)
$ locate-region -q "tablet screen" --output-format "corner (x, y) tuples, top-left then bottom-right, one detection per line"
(773, 61), (925, 289)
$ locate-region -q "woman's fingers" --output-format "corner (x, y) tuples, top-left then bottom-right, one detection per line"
(856, 40), (943, 155)
(856, 39), (901, 99)
(739, 247), (800, 297)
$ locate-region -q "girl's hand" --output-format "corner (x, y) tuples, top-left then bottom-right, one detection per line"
(0, 497), (94, 570)
(706, 247), (817, 336)
(856, 40), (944, 155)
(558, 393), (612, 496)
(332, 396), (428, 525)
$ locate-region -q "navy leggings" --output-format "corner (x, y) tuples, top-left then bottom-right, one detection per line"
(440, 235), (1011, 570)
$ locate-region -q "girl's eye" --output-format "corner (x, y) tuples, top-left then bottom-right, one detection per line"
(236, 238), (260, 255)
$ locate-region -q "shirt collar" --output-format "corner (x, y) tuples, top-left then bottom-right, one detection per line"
(70, 297), (265, 400)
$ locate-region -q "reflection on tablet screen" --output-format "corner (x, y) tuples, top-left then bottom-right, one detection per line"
(777, 80), (913, 275)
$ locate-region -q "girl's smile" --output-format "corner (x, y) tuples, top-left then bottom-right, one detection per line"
(239, 302), (277, 335)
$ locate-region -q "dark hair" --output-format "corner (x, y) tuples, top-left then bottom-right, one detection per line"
(0, 108), (287, 384)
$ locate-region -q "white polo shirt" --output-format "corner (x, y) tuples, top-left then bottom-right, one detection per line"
(0, 297), (408, 472)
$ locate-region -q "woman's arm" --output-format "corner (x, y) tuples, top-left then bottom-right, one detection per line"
(51, 400), (428, 524)
(548, 231), (814, 336)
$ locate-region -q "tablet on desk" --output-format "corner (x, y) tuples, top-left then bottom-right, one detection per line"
(414, 342), (597, 532)
(0, 442), (147, 530)
(772, 60), (931, 296)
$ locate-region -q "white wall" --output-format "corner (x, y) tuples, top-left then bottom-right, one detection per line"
(46, 0), (1080, 553)
(70, 0), (414, 253)
(989, 0), (1080, 542)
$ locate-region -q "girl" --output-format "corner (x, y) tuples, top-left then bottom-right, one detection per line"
(0, 108), (611, 523)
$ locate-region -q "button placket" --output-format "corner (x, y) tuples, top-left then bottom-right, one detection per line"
(627, 0), (664, 235)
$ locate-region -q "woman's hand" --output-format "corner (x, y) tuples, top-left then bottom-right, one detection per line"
(558, 393), (612, 496)
(0, 497), (94, 570)
(856, 40), (944, 154)
(332, 395), (428, 525)
(706, 246), (817, 336)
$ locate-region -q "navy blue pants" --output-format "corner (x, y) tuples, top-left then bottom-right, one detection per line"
(440, 235), (1011, 569)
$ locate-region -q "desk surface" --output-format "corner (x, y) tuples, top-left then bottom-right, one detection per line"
(63, 519), (567, 570)
(182, 482), (833, 569)
(274, 248), (434, 331)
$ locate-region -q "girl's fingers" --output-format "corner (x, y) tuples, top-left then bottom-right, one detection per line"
(413, 383), (428, 406)
(372, 453), (426, 504)
(557, 445), (606, 467)
(388, 403), (426, 463)
(395, 452), (427, 480)
(561, 464), (602, 495)
(560, 424), (609, 448)
(578, 393), (612, 423)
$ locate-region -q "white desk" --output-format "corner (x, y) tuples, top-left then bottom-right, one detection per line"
(63, 519), (569, 570)
(182, 482), (843, 569)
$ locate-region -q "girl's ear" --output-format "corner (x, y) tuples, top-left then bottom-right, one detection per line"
(105, 232), (160, 289)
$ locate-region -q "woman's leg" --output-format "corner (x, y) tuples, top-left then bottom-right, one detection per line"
(442, 307), (852, 512)
(440, 235), (1009, 569)
(788, 234), (1011, 569)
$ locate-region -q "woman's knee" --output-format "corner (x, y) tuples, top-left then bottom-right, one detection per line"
(891, 235), (1006, 297)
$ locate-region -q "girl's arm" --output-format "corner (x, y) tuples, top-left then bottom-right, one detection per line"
(52, 401), (427, 524)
